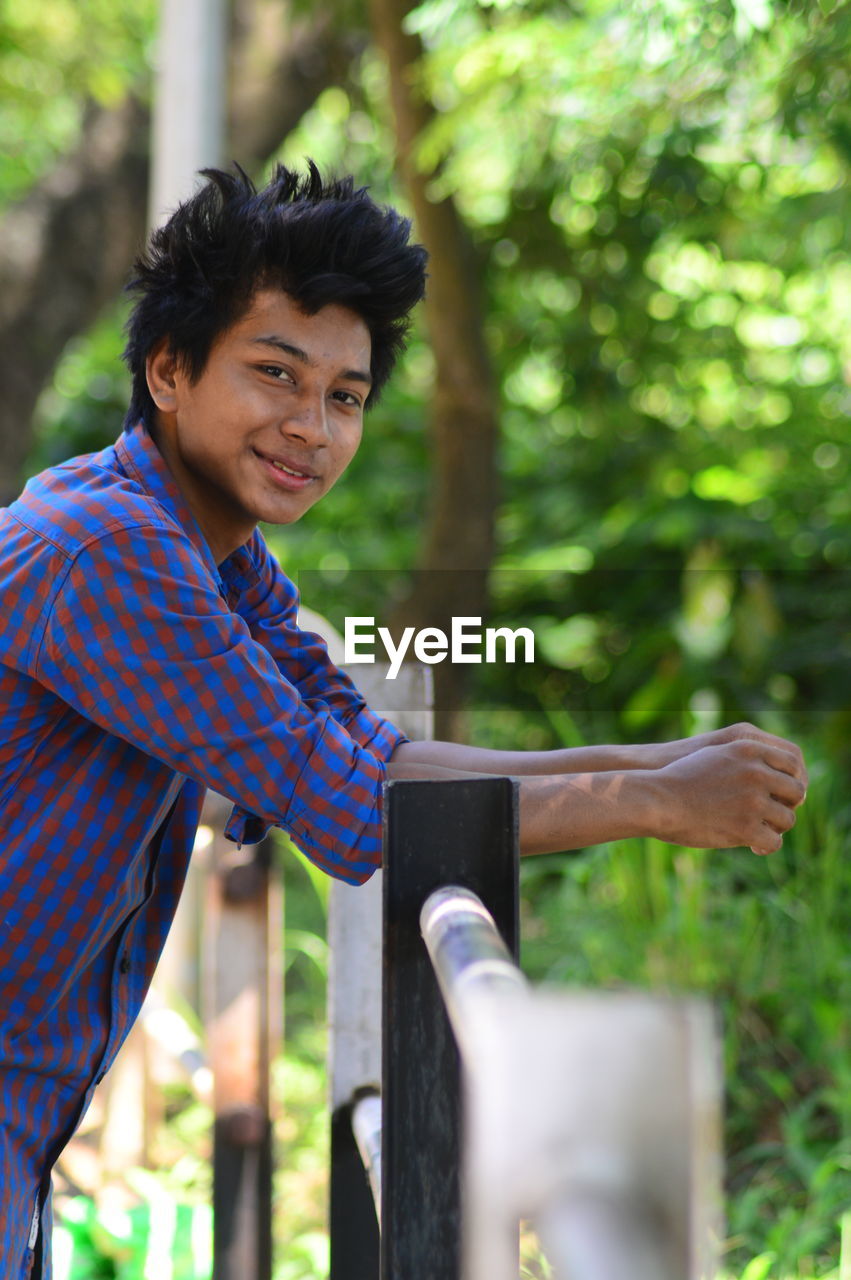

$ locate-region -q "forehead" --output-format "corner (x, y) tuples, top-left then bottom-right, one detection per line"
(228, 287), (371, 358)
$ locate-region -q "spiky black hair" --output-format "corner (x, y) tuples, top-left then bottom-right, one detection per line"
(123, 162), (428, 424)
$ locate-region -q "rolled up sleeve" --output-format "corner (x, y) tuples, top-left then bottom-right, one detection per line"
(34, 521), (388, 883)
(230, 531), (408, 758)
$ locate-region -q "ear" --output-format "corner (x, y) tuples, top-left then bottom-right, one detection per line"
(146, 340), (180, 414)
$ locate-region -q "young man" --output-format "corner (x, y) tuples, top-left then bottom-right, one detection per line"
(0, 164), (805, 1277)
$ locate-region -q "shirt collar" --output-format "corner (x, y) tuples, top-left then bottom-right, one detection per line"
(115, 422), (223, 584)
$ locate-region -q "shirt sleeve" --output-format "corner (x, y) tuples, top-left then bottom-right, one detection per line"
(34, 520), (390, 884)
(231, 531), (407, 761)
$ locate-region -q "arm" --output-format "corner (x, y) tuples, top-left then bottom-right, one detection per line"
(229, 535), (806, 854)
(389, 725), (807, 856)
(35, 523), (391, 883)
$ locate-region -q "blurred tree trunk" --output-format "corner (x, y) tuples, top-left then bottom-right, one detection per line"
(369, 0), (500, 739)
(0, 3), (355, 506)
(0, 98), (148, 505)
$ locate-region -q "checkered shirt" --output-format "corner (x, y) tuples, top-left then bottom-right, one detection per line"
(0, 423), (405, 1276)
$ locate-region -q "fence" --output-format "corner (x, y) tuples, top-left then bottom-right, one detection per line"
(330, 774), (723, 1280)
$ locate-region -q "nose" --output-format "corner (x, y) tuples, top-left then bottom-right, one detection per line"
(280, 391), (330, 446)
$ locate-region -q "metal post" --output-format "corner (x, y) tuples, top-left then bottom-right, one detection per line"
(149, 0), (227, 228)
(460, 990), (721, 1280)
(329, 1089), (381, 1277)
(381, 776), (519, 1280)
(326, 657), (433, 1280)
(205, 832), (279, 1280)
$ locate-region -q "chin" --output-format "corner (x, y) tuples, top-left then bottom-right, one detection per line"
(258, 500), (309, 526)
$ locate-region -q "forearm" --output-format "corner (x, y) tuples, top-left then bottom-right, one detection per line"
(387, 746), (661, 854)
(390, 722), (808, 786)
(390, 737), (659, 777)
(387, 733), (807, 857)
(517, 769), (660, 853)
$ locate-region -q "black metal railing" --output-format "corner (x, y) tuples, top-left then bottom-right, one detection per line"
(330, 775), (722, 1280)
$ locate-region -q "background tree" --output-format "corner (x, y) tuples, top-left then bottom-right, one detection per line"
(0, 0), (357, 503)
(370, 0), (499, 736)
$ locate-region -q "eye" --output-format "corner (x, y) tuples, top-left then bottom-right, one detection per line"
(258, 364), (294, 383)
(332, 389), (364, 409)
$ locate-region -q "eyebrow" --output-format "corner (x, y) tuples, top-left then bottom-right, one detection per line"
(251, 334), (373, 387)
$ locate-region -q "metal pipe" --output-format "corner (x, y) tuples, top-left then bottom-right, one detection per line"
(351, 1091), (383, 1223)
(420, 886), (713, 1280)
(536, 1192), (669, 1280)
(383, 779), (520, 1280)
(419, 886), (526, 1065)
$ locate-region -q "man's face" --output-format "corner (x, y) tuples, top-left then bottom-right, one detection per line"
(147, 288), (371, 563)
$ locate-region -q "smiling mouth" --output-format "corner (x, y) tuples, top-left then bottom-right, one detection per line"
(270, 459), (310, 477)
(255, 450), (317, 484)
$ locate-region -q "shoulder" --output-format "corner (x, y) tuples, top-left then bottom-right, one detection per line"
(3, 444), (179, 559)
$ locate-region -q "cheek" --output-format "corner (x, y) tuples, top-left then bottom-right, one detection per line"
(341, 426), (363, 466)
(186, 371), (256, 427)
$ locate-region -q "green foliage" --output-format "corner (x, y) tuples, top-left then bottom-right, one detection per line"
(53, 1189), (212, 1280)
(0, 0), (154, 202)
(389, 0), (851, 750)
(29, 305), (133, 471)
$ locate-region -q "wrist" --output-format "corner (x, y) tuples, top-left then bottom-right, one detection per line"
(621, 766), (676, 841)
(614, 741), (679, 771)
(583, 767), (672, 843)
(630, 738), (700, 771)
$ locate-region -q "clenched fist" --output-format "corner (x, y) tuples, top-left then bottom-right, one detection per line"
(654, 728), (807, 854)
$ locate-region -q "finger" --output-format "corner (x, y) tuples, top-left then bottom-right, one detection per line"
(761, 744), (807, 786)
(764, 769), (807, 808)
(727, 722), (798, 753)
(731, 729), (807, 784)
(750, 824), (784, 856)
(763, 797), (798, 834)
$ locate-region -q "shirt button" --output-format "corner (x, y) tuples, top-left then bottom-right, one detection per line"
(119, 954), (131, 974)
(95, 1072), (106, 1085)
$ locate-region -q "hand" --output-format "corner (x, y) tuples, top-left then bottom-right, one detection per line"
(653, 735), (807, 854)
(643, 722), (807, 786)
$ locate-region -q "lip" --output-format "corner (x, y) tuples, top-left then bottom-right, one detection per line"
(254, 449), (318, 492)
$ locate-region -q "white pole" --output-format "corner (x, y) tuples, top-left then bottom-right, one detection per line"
(148, 0), (228, 1022)
(149, 0), (227, 229)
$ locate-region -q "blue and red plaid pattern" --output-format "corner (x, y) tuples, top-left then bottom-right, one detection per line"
(0, 423), (404, 1276)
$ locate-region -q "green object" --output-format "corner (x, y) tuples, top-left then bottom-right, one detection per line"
(53, 1194), (212, 1280)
